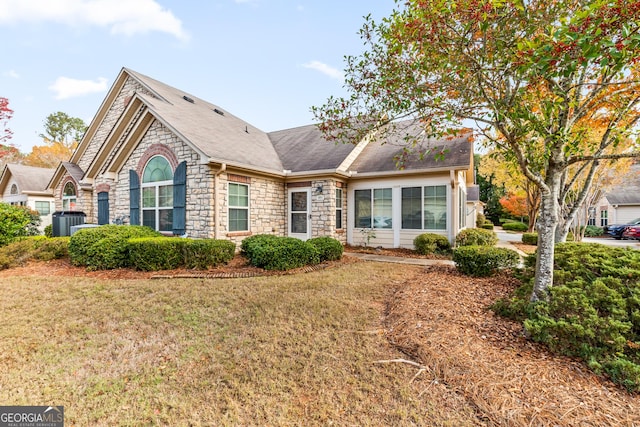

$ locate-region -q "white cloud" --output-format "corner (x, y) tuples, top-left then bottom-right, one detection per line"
(3, 70), (20, 79)
(302, 61), (343, 80)
(0, 0), (189, 41)
(49, 76), (109, 100)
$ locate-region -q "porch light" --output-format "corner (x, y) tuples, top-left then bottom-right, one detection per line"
(315, 185), (323, 194)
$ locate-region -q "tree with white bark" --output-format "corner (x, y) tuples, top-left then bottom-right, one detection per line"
(312, 0), (640, 301)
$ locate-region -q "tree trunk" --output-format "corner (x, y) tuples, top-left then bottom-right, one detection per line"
(531, 175), (561, 302)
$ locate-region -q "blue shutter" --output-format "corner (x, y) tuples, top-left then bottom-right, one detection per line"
(97, 191), (109, 225)
(129, 170), (140, 225)
(173, 161), (187, 235)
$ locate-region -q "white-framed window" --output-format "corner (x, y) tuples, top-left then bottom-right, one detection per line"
(229, 183), (249, 232)
(10, 184), (18, 195)
(354, 188), (392, 229)
(336, 188), (343, 229)
(588, 207), (596, 226)
(142, 156), (173, 232)
(600, 209), (608, 227)
(62, 182), (77, 210)
(401, 185), (447, 230)
(35, 201), (51, 216)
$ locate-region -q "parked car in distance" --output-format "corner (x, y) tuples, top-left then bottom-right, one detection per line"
(605, 217), (640, 239)
(622, 225), (640, 240)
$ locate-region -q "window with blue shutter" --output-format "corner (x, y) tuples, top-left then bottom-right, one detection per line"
(173, 161), (187, 235)
(129, 169), (140, 225)
(97, 191), (109, 225)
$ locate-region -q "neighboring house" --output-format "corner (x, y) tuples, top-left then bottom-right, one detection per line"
(466, 185), (484, 227)
(582, 163), (640, 228)
(47, 67), (475, 248)
(0, 163), (56, 232)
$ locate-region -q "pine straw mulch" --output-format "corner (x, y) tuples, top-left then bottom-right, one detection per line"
(3, 252), (640, 425)
(386, 265), (640, 426)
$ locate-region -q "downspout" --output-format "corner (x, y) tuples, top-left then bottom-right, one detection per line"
(214, 163), (227, 239)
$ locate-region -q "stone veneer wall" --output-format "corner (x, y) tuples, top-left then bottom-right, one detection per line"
(219, 172), (287, 247)
(111, 120), (215, 237)
(77, 77), (151, 173)
(309, 179), (347, 243)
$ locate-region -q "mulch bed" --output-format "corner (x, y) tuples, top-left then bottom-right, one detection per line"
(385, 265), (640, 426)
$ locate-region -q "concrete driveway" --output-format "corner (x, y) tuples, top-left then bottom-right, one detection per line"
(496, 227), (640, 249)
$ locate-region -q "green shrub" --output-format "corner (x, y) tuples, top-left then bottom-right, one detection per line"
(476, 213), (487, 228)
(128, 237), (236, 271)
(413, 233), (451, 255)
(584, 225), (604, 237)
(182, 239), (236, 269)
(502, 221), (528, 232)
(44, 224), (53, 238)
(69, 225), (161, 270)
(0, 236), (69, 269)
(307, 237), (344, 261)
(522, 233), (538, 245)
(493, 242), (640, 391)
(241, 234), (281, 259)
(480, 222), (494, 230)
(0, 203), (41, 246)
(455, 228), (498, 247)
(243, 235), (320, 270)
(129, 237), (185, 271)
(452, 245), (519, 277)
(33, 237), (69, 261)
(603, 358), (640, 393)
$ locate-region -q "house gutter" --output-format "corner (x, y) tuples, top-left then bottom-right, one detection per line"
(213, 163), (227, 239)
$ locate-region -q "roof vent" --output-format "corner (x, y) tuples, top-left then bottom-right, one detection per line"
(213, 108), (225, 116)
(182, 95), (194, 103)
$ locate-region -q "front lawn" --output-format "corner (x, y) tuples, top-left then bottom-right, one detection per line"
(0, 262), (444, 425)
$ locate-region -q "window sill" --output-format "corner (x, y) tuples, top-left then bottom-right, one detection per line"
(227, 231), (252, 237)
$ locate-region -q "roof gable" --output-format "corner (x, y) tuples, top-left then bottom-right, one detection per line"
(0, 164), (55, 195)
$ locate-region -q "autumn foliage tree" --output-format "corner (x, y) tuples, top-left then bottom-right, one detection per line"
(312, 0), (640, 301)
(499, 193), (528, 221)
(0, 97), (13, 144)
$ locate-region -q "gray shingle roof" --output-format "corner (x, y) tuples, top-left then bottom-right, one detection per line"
(350, 130), (473, 174)
(61, 162), (85, 183)
(605, 164), (640, 205)
(269, 124), (356, 173)
(118, 68), (473, 177)
(4, 164), (55, 192)
(127, 69), (284, 173)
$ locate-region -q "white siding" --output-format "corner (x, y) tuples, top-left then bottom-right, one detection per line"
(347, 174), (457, 249)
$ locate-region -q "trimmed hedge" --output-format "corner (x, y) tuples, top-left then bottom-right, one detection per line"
(242, 234), (320, 270)
(69, 225), (161, 270)
(584, 225), (604, 237)
(480, 222), (495, 230)
(413, 233), (451, 255)
(453, 245), (520, 277)
(0, 236), (70, 270)
(307, 236), (344, 261)
(522, 232), (538, 245)
(128, 237), (235, 271)
(502, 221), (528, 232)
(455, 228), (498, 247)
(493, 243), (640, 392)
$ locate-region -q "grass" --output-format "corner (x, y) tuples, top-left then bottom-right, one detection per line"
(0, 262), (452, 426)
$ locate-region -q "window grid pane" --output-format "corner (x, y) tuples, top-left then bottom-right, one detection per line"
(401, 187), (422, 229)
(424, 185), (446, 230)
(373, 188), (392, 228)
(354, 189), (372, 228)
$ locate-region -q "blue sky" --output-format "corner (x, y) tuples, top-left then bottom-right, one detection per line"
(1, 0), (395, 153)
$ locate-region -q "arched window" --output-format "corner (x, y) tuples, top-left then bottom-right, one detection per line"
(62, 182), (77, 210)
(142, 156), (173, 232)
(10, 184), (18, 195)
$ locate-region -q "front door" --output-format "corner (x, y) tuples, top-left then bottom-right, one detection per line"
(288, 188), (311, 240)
